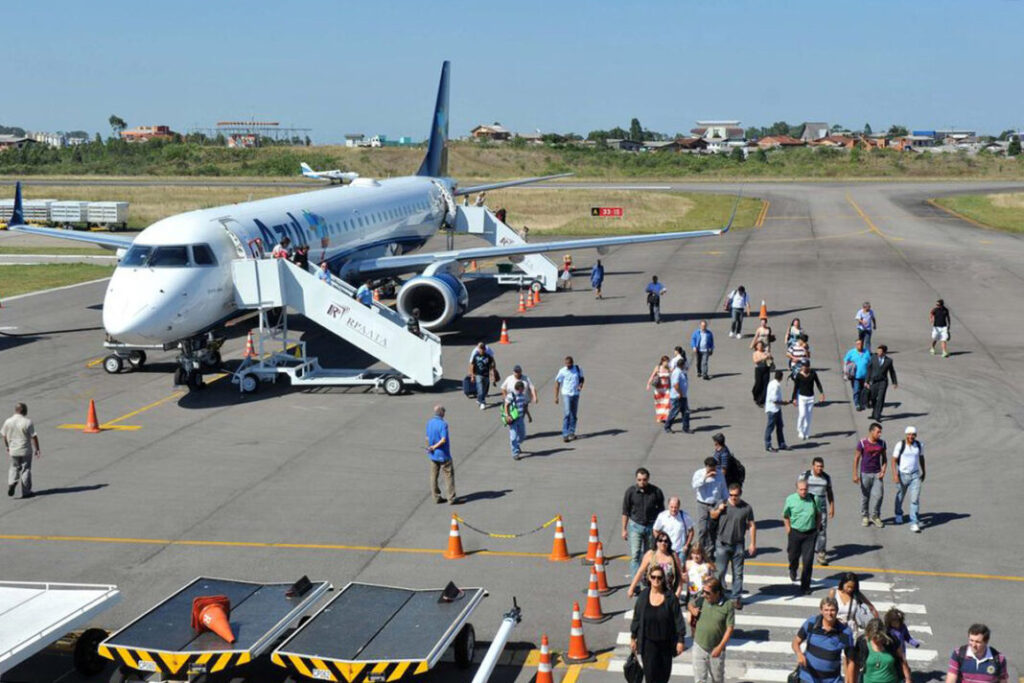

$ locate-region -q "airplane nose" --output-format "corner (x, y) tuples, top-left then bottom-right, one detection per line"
(103, 272), (174, 342)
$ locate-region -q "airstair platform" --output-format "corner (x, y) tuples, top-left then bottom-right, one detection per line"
(453, 206), (559, 291)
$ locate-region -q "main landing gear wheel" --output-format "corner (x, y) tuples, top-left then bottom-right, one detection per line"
(103, 355), (123, 374)
(453, 623), (475, 669)
(201, 350), (222, 371)
(127, 350), (146, 369)
(73, 627), (109, 676)
(383, 375), (404, 396)
(173, 366), (186, 385)
(239, 374), (259, 394)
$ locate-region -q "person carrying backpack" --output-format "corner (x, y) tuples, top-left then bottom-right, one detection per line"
(945, 624), (1008, 683)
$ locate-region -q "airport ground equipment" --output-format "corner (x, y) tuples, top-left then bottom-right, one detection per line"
(470, 598), (522, 683)
(272, 582), (485, 683)
(451, 206), (558, 292)
(230, 258), (442, 394)
(0, 581), (121, 677)
(0, 199), (129, 230)
(98, 576), (329, 682)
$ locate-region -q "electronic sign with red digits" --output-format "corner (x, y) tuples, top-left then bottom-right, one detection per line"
(590, 207), (624, 217)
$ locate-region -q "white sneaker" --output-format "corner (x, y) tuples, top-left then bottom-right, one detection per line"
(478, 403), (485, 410)
(894, 515), (904, 525)
(910, 523), (921, 533)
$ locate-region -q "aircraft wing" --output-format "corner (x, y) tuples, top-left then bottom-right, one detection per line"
(454, 172), (574, 196)
(10, 224), (135, 250)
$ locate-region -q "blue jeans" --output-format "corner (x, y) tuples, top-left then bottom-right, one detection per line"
(715, 542), (746, 600)
(664, 396), (689, 432)
(764, 410), (786, 448)
(508, 418), (525, 456)
(730, 308), (744, 335)
(696, 350), (711, 378)
(628, 520), (654, 577)
(895, 471), (922, 525)
(858, 328), (873, 350)
(561, 394), (579, 437)
(474, 375), (490, 406)
(851, 377), (865, 409)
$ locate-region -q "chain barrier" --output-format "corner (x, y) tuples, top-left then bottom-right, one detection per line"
(453, 514), (560, 539)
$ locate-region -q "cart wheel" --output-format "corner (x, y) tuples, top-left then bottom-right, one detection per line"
(453, 623), (475, 669)
(127, 350), (146, 369)
(187, 370), (204, 390)
(530, 280), (543, 293)
(73, 627), (109, 676)
(383, 375), (404, 396)
(103, 355), (123, 374)
(240, 374), (259, 394)
(201, 350), (222, 370)
(173, 366), (187, 386)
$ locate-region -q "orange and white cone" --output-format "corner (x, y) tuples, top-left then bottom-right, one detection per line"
(373, 288), (382, 302)
(535, 634), (554, 683)
(594, 542), (611, 594)
(534, 288), (542, 304)
(83, 399), (101, 434)
(759, 299), (768, 319)
(565, 601), (593, 663)
(470, 260), (478, 272)
(243, 331), (256, 359)
(526, 288), (536, 309)
(548, 515), (571, 562)
(517, 292), (526, 313)
(582, 569), (606, 622)
(443, 515), (465, 560)
(584, 514), (600, 564)
(498, 320), (510, 345)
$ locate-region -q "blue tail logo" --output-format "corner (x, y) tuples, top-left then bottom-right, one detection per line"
(416, 61), (450, 178)
(9, 181), (24, 225)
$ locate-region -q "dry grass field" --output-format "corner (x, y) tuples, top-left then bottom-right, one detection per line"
(934, 192), (1024, 233)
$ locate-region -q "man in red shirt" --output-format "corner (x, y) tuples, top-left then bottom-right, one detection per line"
(853, 423), (887, 528)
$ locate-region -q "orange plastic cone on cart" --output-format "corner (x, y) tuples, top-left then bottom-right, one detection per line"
(584, 514), (600, 563)
(535, 634), (554, 683)
(526, 289), (535, 309)
(565, 601), (593, 663)
(759, 299), (768, 319)
(444, 515), (466, 559)
(83, 399), (101, 434)
(548, 515), (571, 561)
(498, 320), (510, 345)
(243, 331), (257, 359)
(582, 569), (606, 622)
(191, 596), (235, 643)
(594, 542), (611, 594)
(517, 292), (526, 313)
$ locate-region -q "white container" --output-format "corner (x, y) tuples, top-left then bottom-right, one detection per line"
(86, 201), (129, 227)
(50, 201), (91, 223)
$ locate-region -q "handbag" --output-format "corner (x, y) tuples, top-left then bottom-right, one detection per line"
(787, 666), (801, 683)
(623, 652), (644, 683)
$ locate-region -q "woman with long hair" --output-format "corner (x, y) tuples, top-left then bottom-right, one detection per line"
(853, 618), (912, 683)
(751, 340), (774, 407)
(630, 565), (686, 683)
(827, 572), (880, 638)
(646, 355), (673, 424)
(628, 532), (685, 599)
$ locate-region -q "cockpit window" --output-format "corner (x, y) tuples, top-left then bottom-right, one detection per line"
(149, 246), (190, 267)
(120, 245), (153, 267)
(191, 244), (216, 266)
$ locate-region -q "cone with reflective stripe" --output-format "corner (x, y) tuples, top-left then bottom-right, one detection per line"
(759, 299), (768, 319)
(191, 596), (235, 643)
(470, 260), (478, 272)
(582, 568), (606, 622)
(584, 514), (600, 563)
(517, 292), (526, 313)
(565, 601), (594, 663)
(548, 515), (570, 562)
(534, 288), (542, 304)
(594, 542), (611, 594)
(443, 514), (466, 559)
(83, 399), (101, 434)
(535, 633), (554, 683)
(243, 331), (256, 359)
(498, 320), (510, 345)
(526, 288), (536, 309)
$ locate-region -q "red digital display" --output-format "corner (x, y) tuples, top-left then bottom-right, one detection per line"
(591, 207), (624, 217)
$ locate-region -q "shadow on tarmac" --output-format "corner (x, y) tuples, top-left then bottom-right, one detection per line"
(455, 489), (512, 503)
(30, 484), (108, 497)
(828, 543), (883, 562)
(917, 511), (970, 529)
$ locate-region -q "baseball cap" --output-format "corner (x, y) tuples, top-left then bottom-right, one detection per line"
(905, 426), (917, 435)
(513, 364), (522, 372)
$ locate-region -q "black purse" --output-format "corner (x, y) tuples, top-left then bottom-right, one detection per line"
(623, 652), (644, 683)
(787, 665), (801, 683)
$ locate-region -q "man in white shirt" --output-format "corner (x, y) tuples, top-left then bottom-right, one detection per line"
(554, 356), (584, 442)
(692, 457), (728, 551)
(653, 496), (694, 559)
(3, 403), (40, 499)
(892, 426), (926, 532)
(764, 370), (787, 452)
(726, 285), (751, 338)
(500, 365), (538, 405)
(855, 301), (877, 349)
(663, 357), (690, 434)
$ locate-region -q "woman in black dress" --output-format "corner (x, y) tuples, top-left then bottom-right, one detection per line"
(751, 340), (774, 406)
(629, 566), (686, 683)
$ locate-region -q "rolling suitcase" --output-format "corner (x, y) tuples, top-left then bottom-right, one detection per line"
(462, 375), (477, 398)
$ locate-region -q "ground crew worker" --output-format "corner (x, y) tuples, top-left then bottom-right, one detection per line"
(3, 403), (40, 499)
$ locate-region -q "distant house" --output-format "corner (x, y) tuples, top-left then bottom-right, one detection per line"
(120, 125), (176, 142)
(648, 137), (709, 153)
(757, 135), (806, 149)
(0, 135), (36, 150)
(344, 134), (365, 147)
(799, 122), (830, 142)
(691, 120), (745, 153)
(810, 135), (857, 149)
(605, 139), (644, 152)
(471, 123), (512, 141)
(517, 131), (545, 145)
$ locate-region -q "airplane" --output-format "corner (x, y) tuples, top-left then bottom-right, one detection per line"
(300, 161), (359, 185)
(7, 61), (734, 389)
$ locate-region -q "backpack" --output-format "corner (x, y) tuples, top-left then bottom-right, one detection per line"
(953, 645), (1003, 683)
(844, 360), (857, 380)
(725, 453), (746, 486)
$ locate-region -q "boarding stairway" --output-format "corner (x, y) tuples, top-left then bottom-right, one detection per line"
(452, 206), (559, 291)
(231, 258), (443, 388)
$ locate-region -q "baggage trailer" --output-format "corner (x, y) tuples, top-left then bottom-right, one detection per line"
(98, 576), (330, 682)
(272, 582), (485, 682)
(0, 581), (121, 677)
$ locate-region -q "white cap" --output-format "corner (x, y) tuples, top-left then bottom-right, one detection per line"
(905, 426), (917, 435)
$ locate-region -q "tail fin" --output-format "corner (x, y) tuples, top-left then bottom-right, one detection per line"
(300, 162), (314, 174)
(416, 61), (450, 177)
(10, 181), (24, 225)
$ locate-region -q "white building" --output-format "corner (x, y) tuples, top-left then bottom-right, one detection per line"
(690, 120), (745, 153)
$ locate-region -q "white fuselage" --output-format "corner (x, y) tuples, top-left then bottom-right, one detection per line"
(103, 176), (447, 344)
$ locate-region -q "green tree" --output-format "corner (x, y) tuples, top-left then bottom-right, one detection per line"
(587, 129), (609, 141)
(609, 126), (629, 139)
(509, 134), (527, 148)
(850, 146), (861, 163)
(887, 124), (909, 137)
(863, 123), (873, 135)
(730, 146), (746, 162)
(1009, 138), (1022, 156)
(630, 118), (643, 142)
(108, 115), (127, 137)
(997, 129), (1015, 141)
(755, 147), (768, 163)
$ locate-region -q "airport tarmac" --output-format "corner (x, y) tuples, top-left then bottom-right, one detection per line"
(1, 181), (1023, 682)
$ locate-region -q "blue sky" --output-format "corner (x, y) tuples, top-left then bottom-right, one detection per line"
(5, 0), (1023, 142)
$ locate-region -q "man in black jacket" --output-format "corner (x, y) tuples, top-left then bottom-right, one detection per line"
(622, 467), (666, 578)
(865, 345), (898, 421)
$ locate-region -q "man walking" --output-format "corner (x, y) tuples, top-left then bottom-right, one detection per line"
(691, 319), (715, 380)
(590, 259), (605, 299)
(3, 403), (40, 499)
(692, 457), (728, 551)
(654, 496), (694, 560)
(500, 364), (538, 405)
(765, 370), (788, 452)
(664, 357), (691, 434)
(864, 345), (897, 421)
(783, 478), (821, 594)
(791, 364), (825, 441)
(503, 381), (530, 460)
(468, 342), (500, 410)
(711, 433), (732, 474)
(854, 423), (887, 528)
(554, 356), (584, 442)
(792, 597), (855, 683)
(425, 405), (456, 504)
(645, 275), (666, 323)
(710, 483), (756, 609)
(892, 426), (926, 532)
(688, 577), (735, 683)
(725, 285), (751, 338)
(945, 624), (1009, 683)
(930, 299), (951, 357)
(621, 467), (666, 577)
(842, 339), (871, 411)
(801, 458), (835, 565)
(855, 301), (877, 349)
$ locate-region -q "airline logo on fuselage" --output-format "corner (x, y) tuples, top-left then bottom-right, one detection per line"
(252, 210), (329, 251)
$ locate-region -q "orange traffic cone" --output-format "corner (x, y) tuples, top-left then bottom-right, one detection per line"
(498, 320), (510, 345)
(535, 634), (554, 683)
(759, 299), (768, 319)
(83, 399), (101, 434)
(373, 288), (381, 302)
(582, 569), (606, 622)
(517, 292), (526, 313)
(548, 515), (571, 562)
(565, 601), (593, 663)
(243, 331), (256, 359)
(594, 542), (611, 594)
(584, 514), (600, 563)
(470, 260), (478, 272)
(191, 596), (235, 643)
(443, 515), (466, 559)
(534, 288), (542, 304)
(525, 289), (535, 309)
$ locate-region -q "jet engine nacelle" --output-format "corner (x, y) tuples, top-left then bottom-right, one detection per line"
(396, 273), (468, 330)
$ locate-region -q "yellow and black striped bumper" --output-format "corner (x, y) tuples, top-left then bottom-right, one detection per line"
(271, 652), (429, 682)
(98, 643), (251, 676)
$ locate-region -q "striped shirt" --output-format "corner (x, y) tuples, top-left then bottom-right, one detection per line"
(947, 647), (1008, 683)
(797, 615), (855, 683)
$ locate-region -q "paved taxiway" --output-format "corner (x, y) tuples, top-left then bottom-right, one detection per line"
(1, 182), (1023, 682)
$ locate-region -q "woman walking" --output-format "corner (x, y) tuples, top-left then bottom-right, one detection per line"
(750, 317), (774, 353)
(751, 340), (774, 407)
(853, 618), (912, 683)
(630, 566), (687, 683)
(647, 356), (673, 424)
(827, 572), (879, 638)
(627, 532), (685, 598)
(786, 318), (804, 349)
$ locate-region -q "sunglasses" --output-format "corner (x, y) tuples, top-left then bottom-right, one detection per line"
(650, 575), (665, 581)
(656, 537), (671, 544)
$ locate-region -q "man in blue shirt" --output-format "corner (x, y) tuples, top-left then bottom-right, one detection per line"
(645, 275), (667, 324)
(355, 280), (374, 307)
(663, 357), (690, 434)
(555, 356), (584, 442)
(316, 261), (332, 285)
(425, 405), (456, 505)
(590, 260), (605, 299)
(791, 597), (854, 683)
(690, 319), (715, 380)
(842, 339), (871, 411)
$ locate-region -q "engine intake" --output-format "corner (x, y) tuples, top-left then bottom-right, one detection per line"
(396, 274), (468, 330)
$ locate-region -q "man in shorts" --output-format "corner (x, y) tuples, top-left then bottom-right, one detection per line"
(930, 299), (951, 357)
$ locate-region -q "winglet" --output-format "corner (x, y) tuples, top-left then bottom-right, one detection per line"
(10, 181), (24, 226)
(719, 188), (743, 234)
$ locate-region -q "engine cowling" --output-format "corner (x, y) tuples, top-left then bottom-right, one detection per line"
(396, 273), (468, 330)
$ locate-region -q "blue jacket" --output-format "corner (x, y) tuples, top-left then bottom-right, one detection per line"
(590, 264), (604, 285)
(690, 328), (715, 352)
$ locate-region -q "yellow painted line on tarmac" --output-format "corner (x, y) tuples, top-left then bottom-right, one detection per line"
(845, 194), (889, 239)
(86, 357), (103, 368)
(754, 200), (770, 228)
(925, 198), (993, 230)
(55, 424), (142, 431)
